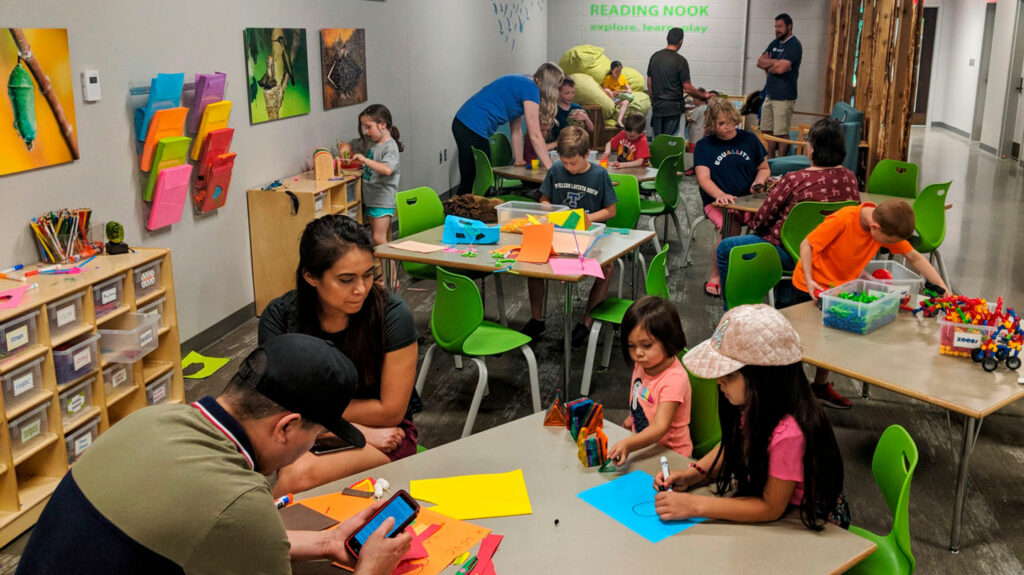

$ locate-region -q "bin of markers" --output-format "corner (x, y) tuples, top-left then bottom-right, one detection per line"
(98, 313), (159, 363)
(92, 275), (124, 319)
(496, 201), (569, 232)
(46, 291), (87, 341)
(859, 260), (924, 303)
(0, 310), (39, 360)
(938, 303), (1000, 358)
(65, 416), (100, 465)
(52, 333), (100, 385)
(821, 280), (901, 335)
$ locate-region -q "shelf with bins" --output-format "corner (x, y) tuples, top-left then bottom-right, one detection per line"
(0, 248), (183, 546)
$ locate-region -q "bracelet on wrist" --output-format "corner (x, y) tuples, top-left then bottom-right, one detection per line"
(689, 461), (707, 476)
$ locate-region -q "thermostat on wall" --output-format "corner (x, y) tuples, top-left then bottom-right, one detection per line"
(81, 69), (101, 102)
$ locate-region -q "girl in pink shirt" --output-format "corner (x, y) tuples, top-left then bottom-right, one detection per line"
(608, 296), (692, 464)
(655, 304), (849, 530)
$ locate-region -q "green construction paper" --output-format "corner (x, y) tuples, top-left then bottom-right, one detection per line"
(144, 136), (191, 201)
(181, 350), (230, 379)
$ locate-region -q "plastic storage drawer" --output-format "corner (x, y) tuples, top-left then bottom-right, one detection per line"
(821, 279), (901, 335)
(496, 201), (569, 231)
(53, 333), (100, 385)
(92, 275), (124, 319)
(146, 372), (172, 405)
(8, 401), (51, 459)
(98, 313), (159, 363)
(103, 363), (133, 396)
(137, 297), (166, 328)
(1, 357), (45, 412)
(0, 310), (39, 359)
(859, 260), (924, 302)
(59, 377), (94, 426)
(65, 417), (99, 465)
(552, 223), (607, 256)
(134, 261), (162, 299)
(47, 291), (87, 341)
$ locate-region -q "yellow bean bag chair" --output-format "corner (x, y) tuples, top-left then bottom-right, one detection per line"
(621, 66), (646, 93)
(559, 45), (612, 84)
(560, 46), (651, 128)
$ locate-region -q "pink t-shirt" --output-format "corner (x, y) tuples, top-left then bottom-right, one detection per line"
(628, 358), (692, 456)
(767, 414), (806, 505)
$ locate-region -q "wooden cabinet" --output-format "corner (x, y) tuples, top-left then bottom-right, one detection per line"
(247, 171), (362, 315)
(0, 248), (183, 546)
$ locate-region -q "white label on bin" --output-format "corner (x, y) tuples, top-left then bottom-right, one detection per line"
(13, 372), (34, 396)
(73, 348), (91, 371)
(74, 433), (92, 456)
(6, 325), (28, 351)
(315, 193), (325, 215)
(954, 330), (984, 349)
(112, 368), (127, 387)
(56, 304), (76, 327)
(68, 394), (85, 414)
(20, 419), (40, 444)
(151, 384), (167, 404)
(101, 287), (117, 305)
(140, 329), (154, 348)
(140, 269), (156, 289)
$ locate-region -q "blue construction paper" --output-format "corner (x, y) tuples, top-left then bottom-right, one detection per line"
(577, 470), (707, 543)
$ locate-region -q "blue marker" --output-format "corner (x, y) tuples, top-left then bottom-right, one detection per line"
(0, 265), (23, 274)
(275, 493), (293, 509)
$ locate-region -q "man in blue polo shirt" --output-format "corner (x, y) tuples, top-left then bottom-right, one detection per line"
(17, 334), (410, 575)
(757, 13), (803, 157)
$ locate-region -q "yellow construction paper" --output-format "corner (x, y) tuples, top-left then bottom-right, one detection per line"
(410, 469), (532, 520)
(548, 208), (585, 230)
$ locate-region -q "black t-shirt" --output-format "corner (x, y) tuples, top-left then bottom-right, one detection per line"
(646, 48), (691, 117)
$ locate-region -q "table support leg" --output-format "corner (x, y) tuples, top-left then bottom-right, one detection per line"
(860, 381), (870, 399)
(950, 415), (983, 553)
(563, 281), (574, 401)
(722, 209), (734, 239)
(383, 258), (393, 292)
(632, 247), (641, 300)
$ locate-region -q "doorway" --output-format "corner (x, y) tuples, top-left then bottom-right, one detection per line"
(972, 3), (997, 141)
(912, 7), (938, 125)
(1002, 0), (1024, 159)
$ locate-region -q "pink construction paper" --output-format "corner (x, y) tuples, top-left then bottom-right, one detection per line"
(147, 164), (193, 230)
(548, 257), (605, 279)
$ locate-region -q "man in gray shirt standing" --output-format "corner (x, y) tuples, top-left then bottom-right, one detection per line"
(647, 27), (714, 137)
(757, 13), (803, 157)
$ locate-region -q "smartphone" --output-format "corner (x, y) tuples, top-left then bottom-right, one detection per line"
(345, 490), (420, 557)
(310, 435), (356, 455)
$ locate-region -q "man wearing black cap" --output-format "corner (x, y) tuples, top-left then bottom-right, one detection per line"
(16, 334), (410, 575)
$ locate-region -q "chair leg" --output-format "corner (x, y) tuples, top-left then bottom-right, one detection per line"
(519, 345), (542, 412)
(932, 250), (956, 294)
(454, 355), (464, 370)
(861, 380), (870, 399)
(599, 325), (615, 370)
(682, 215), (707, 270)
(649, 216), (663, 255)
(616, 259), (626, 298)
(494, 273), (508, 326)
(414, 344), (437, 396)
(462, 358), (489, 438)
(638, 253), (647, 282)
(580, 321), (603, 397)
(767, 288), (776, 308)
(541, 281), (549, 318)
(670, 212), (686, 245)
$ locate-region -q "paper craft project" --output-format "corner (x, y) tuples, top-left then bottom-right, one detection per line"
(146, 164), (193, 230)
(578, 471), (707, 543)
(139, 107), (187, 171)
(143, 136), (191, 201)
(517, 223), (554, 263)
(549, 208), (586, 230)
(441, 216), (500, 245)
(195, 153), (236, 213)
(548, 257), (605, 279)
(187, 72), (227, 133)
(181, 351), (231, 379)
(279, 503), (339, 531)
(0, 284), (34, 310)
(411, 469), (532, 520)
(349, 477), (376, 492)
(551, 230), (599, 256)
(463, 534), (503, 575)
(135, 73), (185, 141)
(391, 241), (445, 254)
(193, 127), (234, 188)
(190, 100), (232, 161)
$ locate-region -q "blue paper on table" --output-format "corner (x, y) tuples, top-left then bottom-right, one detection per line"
(578, 470), (707, 543)
(441, 215), (500, 245)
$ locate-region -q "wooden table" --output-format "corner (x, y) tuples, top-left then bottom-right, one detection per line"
(375, 226), (655, 399)
(721, 191), (909, 237)
(493, 164), (659, 184)
(780, 302), (1024, 552)
(298, 413), (875, 574)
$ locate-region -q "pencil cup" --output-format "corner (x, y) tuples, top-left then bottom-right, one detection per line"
(530, 159), (539, 170)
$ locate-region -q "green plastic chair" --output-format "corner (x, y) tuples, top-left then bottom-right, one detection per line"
(846, 425), (919, 575)
(472, 148), (536, 203)
(641, 155), (690, 266)
(488, 133), (523, 189)
(909, 181), (955, 294)
(779, 200), (859, 268)
(724, 243), (783, 310)
(867, 159), (920, 199)
(608, 173), (646, 296)
(642, 134), (686, 191)
(580, 245), (670, 396)
(680, 348), (721, 459)
(415, 268), (541, 438)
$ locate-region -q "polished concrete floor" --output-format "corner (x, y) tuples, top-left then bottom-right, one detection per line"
(2, 126), (1023, 573)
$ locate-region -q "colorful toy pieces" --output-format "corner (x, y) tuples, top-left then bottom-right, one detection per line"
(915, 294), (1023, 372)
(973, 309), (1022, 372)
(543, 397), (608, 467)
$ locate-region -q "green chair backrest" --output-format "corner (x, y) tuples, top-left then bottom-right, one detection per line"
(489, 133), (513, 167)
(681, 348), (721, 459)
(396, 187), (444, 238)
(724, 243), (783, 310)
(644, 245), (671, 299)
(872, 424), (919, 572)
(912, 181), (951, 253)
(606, 174), (641, 230)
(654, 154), (682, 210)
(779, 200), (858, 263)
(649, 134), (685, 170)
(471, 148), (494, 197)
(867, 159), (919, 199)
(431, 268), (484, 354)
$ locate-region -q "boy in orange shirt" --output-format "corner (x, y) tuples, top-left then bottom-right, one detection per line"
(790, 200), (950, 408)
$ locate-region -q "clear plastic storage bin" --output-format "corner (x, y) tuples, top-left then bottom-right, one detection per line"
(133, 261), (162, 299)
(1, 356), (45, 412)
(859, 260), (924, 301)
(46, 291), (86, 340)
(821, 279), (901, 335)
(552, 223), (607, 256)
(495, 201), (569, 232)
(8, 401), (51, 459)
(146, 371), (172, 405)
(92, 275), (124, 319)
(0, 310), (39, 359)
(98, 313), (159, 363)
(137, 297), (166, 328)
(59, 377), (94, 426)
(938, 303), (1000, 358)
(53, 333), (100, 384)
(102, 363), (133, 396)
(65, 417), (99, 465)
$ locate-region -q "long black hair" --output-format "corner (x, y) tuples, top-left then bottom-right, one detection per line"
(710, 363), (844, 530)
(295, 215), (388, 393)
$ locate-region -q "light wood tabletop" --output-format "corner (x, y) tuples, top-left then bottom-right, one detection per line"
(297, 413), (875, 574)
(493, 164), (660, 184)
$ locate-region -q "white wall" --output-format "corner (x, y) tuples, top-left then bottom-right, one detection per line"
(979, 0), (1019, 149)
(1, 0), (548, 342)
(743, 1), (829, 113)
(927, 0), (993, 136)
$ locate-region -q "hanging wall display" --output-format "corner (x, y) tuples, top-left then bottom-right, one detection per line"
(1, 28), (79, 177)
(243, 28), (311, 123)
(320, 28), (367, 110)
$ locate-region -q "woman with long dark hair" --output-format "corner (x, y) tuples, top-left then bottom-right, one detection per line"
(259, 215), (418, 495)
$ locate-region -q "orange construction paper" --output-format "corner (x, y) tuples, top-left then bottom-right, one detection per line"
(140, 107), (187, 171)
(517, 223), (555, 263)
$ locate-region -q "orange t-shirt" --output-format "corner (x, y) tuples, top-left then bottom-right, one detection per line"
(792, 203), (913, 293)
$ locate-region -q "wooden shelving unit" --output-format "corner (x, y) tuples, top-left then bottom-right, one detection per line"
(247, 170), (362, 315)
(0, 248), (183, 546)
